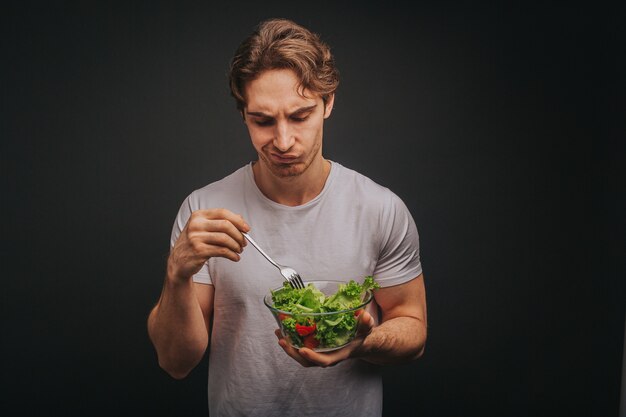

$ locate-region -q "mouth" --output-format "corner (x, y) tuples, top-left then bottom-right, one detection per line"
(269, 153), (299, 164)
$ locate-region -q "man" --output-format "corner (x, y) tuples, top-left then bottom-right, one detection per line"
(148, 18), (427, 416)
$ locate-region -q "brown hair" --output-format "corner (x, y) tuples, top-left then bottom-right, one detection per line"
(229, 18), (340, 111)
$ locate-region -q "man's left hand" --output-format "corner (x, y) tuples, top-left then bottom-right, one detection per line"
(274, 311), (375, 367)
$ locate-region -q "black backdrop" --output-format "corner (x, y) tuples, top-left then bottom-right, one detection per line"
(2, 2), (624, 416)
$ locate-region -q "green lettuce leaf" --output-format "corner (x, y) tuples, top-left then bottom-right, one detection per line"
(271, 276), (380, 348)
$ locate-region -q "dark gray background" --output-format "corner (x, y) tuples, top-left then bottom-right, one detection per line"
(2, 1), (624, 416)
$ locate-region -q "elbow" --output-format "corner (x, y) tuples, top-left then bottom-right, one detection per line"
(411, 320), (427, 360)
(407, 328), (427, 361)
(155, 344), (206, 380)
(412, 343), (426, 360)
(399, 344), (425, 364)
(148, 324), (208, 380)
(164, 368), (191, 380)
(158, 357), (195, 380)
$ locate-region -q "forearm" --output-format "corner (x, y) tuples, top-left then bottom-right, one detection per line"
(356, 316), (426, 365)
(147, 275), (209, 379)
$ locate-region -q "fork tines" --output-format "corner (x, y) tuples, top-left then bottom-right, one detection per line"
(290, 273), (305, 289)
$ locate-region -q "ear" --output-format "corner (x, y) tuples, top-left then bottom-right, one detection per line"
(323, 94), (335, 119)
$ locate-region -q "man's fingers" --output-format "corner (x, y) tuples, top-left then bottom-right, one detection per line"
(356, 311), (374, 336)
(196, 208), (250, 233)
(273, 329), (356, 368)
(189, 212), (248, 250)
(274, 329), (313, 367)
(203, 244), (241, 262)
(197, 227), (244, 254)
(298, 313), (375, 367)
(298, 346), (350, 368)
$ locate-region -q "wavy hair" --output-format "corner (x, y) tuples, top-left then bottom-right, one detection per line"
(229, 18), (340, 111)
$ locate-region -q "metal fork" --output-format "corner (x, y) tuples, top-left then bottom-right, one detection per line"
(242, 232), (305, 289)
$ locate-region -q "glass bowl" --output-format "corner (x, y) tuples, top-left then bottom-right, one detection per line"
(263, 280), (375, 352)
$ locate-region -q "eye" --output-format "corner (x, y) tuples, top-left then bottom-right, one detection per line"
(254, 119), (274, 127)
(291, 114), (310, 122)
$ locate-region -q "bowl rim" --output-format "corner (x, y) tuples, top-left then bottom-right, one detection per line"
(263, 279), (375, 316)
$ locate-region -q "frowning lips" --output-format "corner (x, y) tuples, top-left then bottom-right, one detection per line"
(269, 152), (299, 164)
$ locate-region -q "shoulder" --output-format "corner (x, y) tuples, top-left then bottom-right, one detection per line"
(186, 164), (250, 210)
(170, 164), (250, 242)
(332, 162), (404, 208)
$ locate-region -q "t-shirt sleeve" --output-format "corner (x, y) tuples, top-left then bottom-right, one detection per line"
(170, 192), (213, 285)
(373, 192), (422, 287)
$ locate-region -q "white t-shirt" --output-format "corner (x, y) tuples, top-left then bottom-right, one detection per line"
(171, 161), (422, 417)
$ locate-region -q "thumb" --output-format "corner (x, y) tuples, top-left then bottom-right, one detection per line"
(356, 310), (375, 336)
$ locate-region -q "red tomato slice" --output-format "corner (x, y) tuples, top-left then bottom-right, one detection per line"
(295, 323), (316, 336)
(303, 334), (320, 349)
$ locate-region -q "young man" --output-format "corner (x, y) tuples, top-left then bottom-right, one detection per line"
(148, 18), (427, 416)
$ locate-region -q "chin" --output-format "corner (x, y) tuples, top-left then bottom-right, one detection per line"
(259, 154), (308, 178)
(268, 163), (305, 178)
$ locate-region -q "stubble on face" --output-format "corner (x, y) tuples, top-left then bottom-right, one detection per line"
(257, 133), (323, 180)
(244, 69), (332, 184)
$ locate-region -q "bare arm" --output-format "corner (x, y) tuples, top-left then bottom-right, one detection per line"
(147, 209), (249, 378)
(277, 274), (427, 367)
(148, 282), (214, 379)
(355, 274), (427, 364)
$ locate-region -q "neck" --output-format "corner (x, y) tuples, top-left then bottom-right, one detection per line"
(252, 157), (331, 206)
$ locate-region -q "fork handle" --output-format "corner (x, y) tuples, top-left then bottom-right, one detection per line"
(242, 232), (280, 270)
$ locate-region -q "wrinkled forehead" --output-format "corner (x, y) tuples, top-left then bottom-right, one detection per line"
(243, 69), (321, 114)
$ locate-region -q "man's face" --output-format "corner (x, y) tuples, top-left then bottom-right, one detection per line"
(243, 69), (334, 179)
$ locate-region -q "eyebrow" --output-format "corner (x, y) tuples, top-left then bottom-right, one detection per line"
(246, 104), (317, 118)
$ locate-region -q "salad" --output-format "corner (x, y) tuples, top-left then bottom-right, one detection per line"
(270, 276), (380, 350)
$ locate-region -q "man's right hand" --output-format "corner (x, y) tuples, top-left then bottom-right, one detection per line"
(167, 208), (250, 283)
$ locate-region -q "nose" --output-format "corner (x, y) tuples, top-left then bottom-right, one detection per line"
(273, 120), (295, 152)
